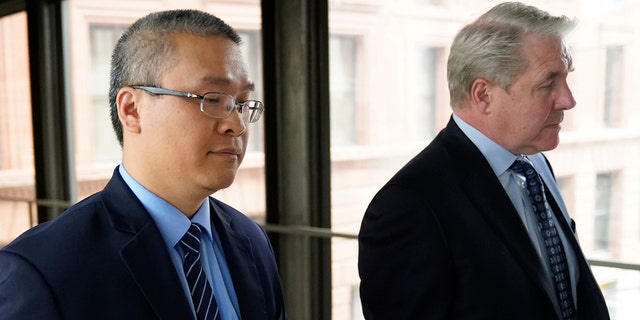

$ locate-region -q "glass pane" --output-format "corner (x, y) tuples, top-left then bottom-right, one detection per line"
(330, 35), (358, 146)
(73, 20), (124, 199)
(604, 45), (623, 127)
(0, 11), (35, 245)
(330, 1), (640, 319)
(594, 172), (613, 252)
(89, 24), (126, 163)
(67, 0), (266, 221)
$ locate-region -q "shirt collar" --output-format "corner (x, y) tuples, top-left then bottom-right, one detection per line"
(452, 114), (518, 176)
(118, 164), (213, 251)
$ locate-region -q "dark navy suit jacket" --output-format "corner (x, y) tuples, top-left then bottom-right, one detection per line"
(358, 118), (609, 319)
(0, 168), (286, 319)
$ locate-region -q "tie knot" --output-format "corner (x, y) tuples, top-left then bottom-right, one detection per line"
(510, 158), (536, 177)
(180, 223), (203, 254)
(510, 158), (545, 192)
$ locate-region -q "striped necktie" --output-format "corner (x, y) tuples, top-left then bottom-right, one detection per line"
(510, 159), (576, 320)
(179, 223), (221, 320)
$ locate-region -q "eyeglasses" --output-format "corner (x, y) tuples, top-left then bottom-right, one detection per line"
(131, 86), (264, 123)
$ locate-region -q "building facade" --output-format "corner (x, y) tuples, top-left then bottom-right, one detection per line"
(1, 0), (639, 318)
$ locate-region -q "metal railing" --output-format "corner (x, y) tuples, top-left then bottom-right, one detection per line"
(2, 195), (639, 272)
(0, 195), (71, 229)
(259, 223), (640, 271)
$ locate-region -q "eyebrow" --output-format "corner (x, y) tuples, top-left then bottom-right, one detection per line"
(544, 64), (573, 83)
(546, 71), (561, 81)
(200, 75), (256, 92)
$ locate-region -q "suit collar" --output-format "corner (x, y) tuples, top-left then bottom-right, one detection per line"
(452, 114), (517, 176)
(101, 168), (151, 234)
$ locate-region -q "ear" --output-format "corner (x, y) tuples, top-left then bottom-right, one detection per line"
(116, 87), (142, 135)
(469, 77), (492, 114)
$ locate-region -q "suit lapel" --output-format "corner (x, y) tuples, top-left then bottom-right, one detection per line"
(102, 169), (193, 320)
(443, 120), (561, 313)
(464, 163), (559, 304)
(210, 200), (267, 319)
(120, 222), (193, 320)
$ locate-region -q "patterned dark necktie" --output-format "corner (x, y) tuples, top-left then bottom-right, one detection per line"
(510, 159), (576, 320)
(179, 223), (221, 320)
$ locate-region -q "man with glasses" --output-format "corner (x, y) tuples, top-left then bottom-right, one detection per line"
(359, 2), (609, 319)
(0, 9), (286, 320)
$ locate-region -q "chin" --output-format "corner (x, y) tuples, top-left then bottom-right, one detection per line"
(212, 178), (236, 192)
(538, 139), (561, 152)
(200, 173), (237, 194)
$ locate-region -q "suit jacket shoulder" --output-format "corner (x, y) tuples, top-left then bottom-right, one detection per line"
(0, 169), (195, 319)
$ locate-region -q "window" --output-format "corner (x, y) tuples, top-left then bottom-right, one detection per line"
(410, 46), (439, 141)
(89, 24), (127, 162)
(603, 45), (623, 128)
(238, 30), (264, 153)
(330, 35), (358, 146)
(594, 172), (613, 251)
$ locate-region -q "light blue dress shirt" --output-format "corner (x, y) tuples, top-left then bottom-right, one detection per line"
(119, 165), (241, 320)
(452, 114), (579, 308)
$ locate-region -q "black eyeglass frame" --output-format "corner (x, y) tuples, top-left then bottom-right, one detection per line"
(131, 85), (264, 123)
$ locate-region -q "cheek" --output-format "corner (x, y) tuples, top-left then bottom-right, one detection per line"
(237, 134), (250, 161)
(513, 95), (549, 123)
(161, 112), (210, 152)
(141, 109), (176, 145)
(180, 123), (213, 151)
(241, 132), (249, 147)
(531, 104), (555, 127)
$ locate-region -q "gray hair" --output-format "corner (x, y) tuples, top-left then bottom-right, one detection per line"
(447, 2), (576, 109)
(109, 9), (242, 145)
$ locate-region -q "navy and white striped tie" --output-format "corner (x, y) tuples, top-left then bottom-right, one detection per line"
(179, 223), (220, 320)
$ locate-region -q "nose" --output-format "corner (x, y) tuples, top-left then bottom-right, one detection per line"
(218, 109), (247, 136)
(555, 81), (576, 110)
